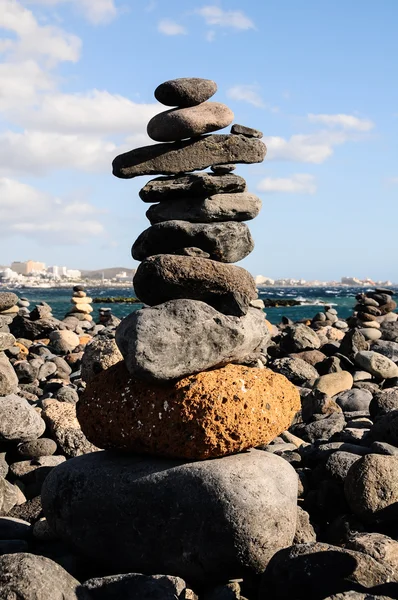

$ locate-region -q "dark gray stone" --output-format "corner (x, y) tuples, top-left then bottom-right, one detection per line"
(371, 340), (398, 362)
(80, 573), (188, 599)
(133, 254), (257, 316)
(260, 542), (396, 600)
(14, 361), (38, 383)
(295, 413), (346, 444)
(339, 330), (368, 361)
(10, 316), (62, 341)
(280, 324), (321, 353)
(369, 409), (398, 446)
(132, 220), (254, 263)
(17, 439), (57, 459)
(293, 506), (316, 544)
(0, 517), (31, 539)
(325, 451), (361, 482)
(231, 123), (263, 138)
(146, 192), (261, 224)
(116, 300), (268, 382)
(0, 553), (83, 599)
(139, 172), (247, 203)
(369, 388), (398, 420)
(380, 321), (398, 342)
(271, 356), (318, 386)
(113, 134), (266, 179)
(42, 450), (298, 586)
(354, 351), (398, 379)
(0, 394), (46, 442)
(53, 386), (79, 404)
(335, 389), (373, 412)
(154, 77), (217, 107)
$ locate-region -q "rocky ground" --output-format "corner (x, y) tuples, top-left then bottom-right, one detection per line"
(1, 287), (398, 598)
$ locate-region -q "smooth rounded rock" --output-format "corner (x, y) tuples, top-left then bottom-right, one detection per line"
(147, 102), (234, 142)
(0, 332), (15, 351)
(81, 336), (123, 383)
(42, 450), (298, 586)
(280, 324), (321, 353)
(0, 394), (45, 442)
(17, 438), (57, 459)
(49, 330), (80, 353)
(345, 454), (398, 522)
(0, 351), (18, 395)
(132, 220), (254, 263)
(313, 371), (353, 397)
(154, 77), (217, 107)
(115, 299), (268, 382)
(133, 254), (257, 316)
(78, 362), (300, 459)
(146, 192), (262, 224)
(0, 292), (18, 312)
(335, 389), (373, 412)
(272, 357), (319, 386)
(355, 350), (398, 379)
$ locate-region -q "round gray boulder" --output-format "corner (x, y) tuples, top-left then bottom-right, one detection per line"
(42, 450), (298, 586)
(354, 351), (398, 379)
(0, 394), (46, 442)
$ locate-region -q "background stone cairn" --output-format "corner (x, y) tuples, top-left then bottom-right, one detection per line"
(348, 288), (397, 342)
(64, 286), (93, 323)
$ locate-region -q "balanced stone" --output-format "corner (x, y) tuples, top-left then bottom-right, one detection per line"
(115, 299), (268, 382)
(146, 192), (262, 224)
(154, 77), (217, 107)
(231, 123), (263, 138)
(147, 102), (234, 142)
(78, 362), (300, 459)
(113, 134), (267, 179)
(133, 254), (257, 316)
(139, 172), (247, 202)
(42, 450), (298, 586)
(0, 292), (18, 312)
(132, 220), (254, 263)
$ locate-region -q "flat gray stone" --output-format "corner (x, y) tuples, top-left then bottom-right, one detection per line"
(231, 123), (263, 138)
(42, 450), (298, 586)
(146, 192), (261, 224)
(132, 220), (254, 263)
(355, 350), (398, 379)
(115, 299), (268, 382)
(112, 134), (266, 179)
(139, 172), (247, 203)
(154, 77), (217, 107)
(147, 102), (234, 142)
(133, 254), (257, 316)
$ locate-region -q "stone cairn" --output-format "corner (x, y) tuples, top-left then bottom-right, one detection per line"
(348, 287), (397, 342)
(42, 78), (301, 587)
(65, 285), (93, 323)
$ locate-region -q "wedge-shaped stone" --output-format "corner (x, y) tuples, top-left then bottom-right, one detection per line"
(42, 450), (298, 586)
(113, 134), (266, 179)
(139, 172), (247, 202)
(132, 220), (254, 263)
(146, 192), (261, 224)
(115, 299), (268, 382)
(78, 362), (300, 459)
(147, 102), (234, 142)
(133, 254), (257, 316)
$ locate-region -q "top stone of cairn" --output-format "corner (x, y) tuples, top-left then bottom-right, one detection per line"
(155, 77), (217, 107)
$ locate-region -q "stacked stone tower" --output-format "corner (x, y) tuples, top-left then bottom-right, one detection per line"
(43, 79), (300, 586)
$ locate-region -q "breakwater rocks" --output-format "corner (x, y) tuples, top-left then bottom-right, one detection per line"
(1, 81), (398, 599)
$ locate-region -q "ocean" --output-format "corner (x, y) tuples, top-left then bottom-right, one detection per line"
(3, 285), (396, 325)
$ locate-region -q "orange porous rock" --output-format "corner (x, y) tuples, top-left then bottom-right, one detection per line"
(77, 361), (300, 460)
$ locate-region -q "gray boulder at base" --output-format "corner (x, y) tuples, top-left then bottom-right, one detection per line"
(154, 77), (217, 107)
(354, 351), (398, 379)
(146, 192), (261, 224)
(133, 254), (257, 317)
(0, 394), (46, 442)
(0, 553), (83, 600)
(147, 102), (234, 142)
(0, 351), (18, 395)
(115, 299), (268, 382)
(260, 542), (396, 600)
(42, 450), (298, 587)
(112, 134), (266, 179)
(80, 573), (189, 599)
(139, 172), (247, 203)
(132, 220), (254, 263)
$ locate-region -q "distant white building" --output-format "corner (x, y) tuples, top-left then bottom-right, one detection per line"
(65, 269), (81, 279)
(46, 266), (81, 279)
(11, 260), (46, 275)
(255, 275), (275, 286)
(0, 268), (22, 281)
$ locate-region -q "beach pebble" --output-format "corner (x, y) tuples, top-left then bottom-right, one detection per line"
(49, 330), (80, 354)
(17, 438), (57, 459)
(355, 350), (398, 379)
(0, 332), (16, 352)
(0, 352), (18, 395)
(0, 394), (45, 442)
(280, 324), (321, 353)
(231, 123), (263, 138)
(358, 328), (382, 341)
(335, 388), (373, 412)
(81, 336), (123, 383)
(155, 77), (217, 107)
(325, 451), (361, 482)
(369, 387), (398, 419)
(313, 371), (353, 397)
(272, 357), (318, 386)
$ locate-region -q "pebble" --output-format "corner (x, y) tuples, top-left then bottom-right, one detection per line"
(154, 77), (217, 107)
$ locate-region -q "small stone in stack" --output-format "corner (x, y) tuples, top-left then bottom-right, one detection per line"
(352, 288), (396, 341)
(65, 286), (93, 322)
(0, 292), (19, 333)
(17, 297), (30, 317)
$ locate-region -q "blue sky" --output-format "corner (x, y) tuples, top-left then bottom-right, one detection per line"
(0, 0), (397, 280)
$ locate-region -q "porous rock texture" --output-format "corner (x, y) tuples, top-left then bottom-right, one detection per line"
(147, 102), (234, 142)
(139, 172), (247, 202)
(115, 299), (268, 382)
(133, 254), (257, 316)
(42, 449), (298, 586)
(113, 134), (267, 179)
(77, 361), (301, 459)
(132, 220), (254, 263)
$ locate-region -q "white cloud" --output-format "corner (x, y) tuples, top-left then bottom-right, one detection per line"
(308, 113), (374, 132)
(0, 60), (54, 112)
(264, 131), (348, 163)
(258, 174), (317, 194)
(227, 84), (266, 108)
(196, 6), (255, 30)
(0, 177), (105, 243)
(21, 0), (118, 25)
(386, 177), (398, 185)
(0, 0), (81, 64)
(158, 19), (187, 36)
